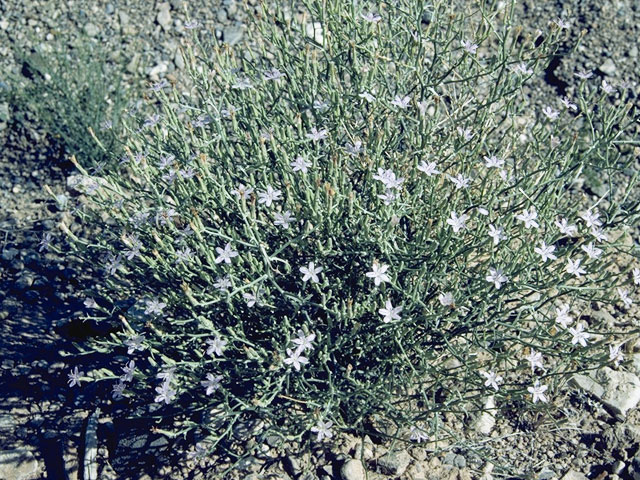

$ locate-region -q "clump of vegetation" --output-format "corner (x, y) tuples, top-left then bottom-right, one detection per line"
(60, 0), (639, 474)
(7, 35), (132, 169)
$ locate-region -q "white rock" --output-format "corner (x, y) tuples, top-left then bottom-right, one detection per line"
(174, 50), (185, 70)
(118, 11), (129, 26)
(570, 374), (605, 398)
(631, 353), (640, 377)
(341, 459), (366, 480)
(0, 449), (39, 480)
(353, 435), (374, 461)
(599, 58), (617, 76)
(148, 62), (168, 81)
(596, 367), (640, 417)
(377, 450), (412, 476)
(561, 469), (589, 480)
(571, 368), (640, 417)
(474, 396), (496, 435)
(157, 3), (172, 28)
(84, 22), (99, 37)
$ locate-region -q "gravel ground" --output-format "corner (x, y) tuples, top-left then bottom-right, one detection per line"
(1, 1), (640, 479)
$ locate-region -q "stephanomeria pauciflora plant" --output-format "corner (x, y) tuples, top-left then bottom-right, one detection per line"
(59, 0), (640, 473)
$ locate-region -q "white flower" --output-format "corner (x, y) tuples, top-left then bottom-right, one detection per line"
(175, 246), (195, 264)
(569, 323), (590, 347)
(291, 156), (312, 173)
(359, 91), (376, 102)
(284, 347), (308, 371)
(461, 39), (478, 54)
(112, 381), (126, 400)
(377, 190), (397, 205)
(379, 299), (402, 323)
(417, 160), (440, 176)
(292, 330), (316, 352)
(366, 262), (391, 286)
(574, 70), (593, 80)
(232, 77), (253, 90)
(528, 380), (548, 403)
(618, 288), (633, 308)
(534, 242), (557, 262)
(206, 336), (228, 356)
(274, 211), (296, 229)
(156, 366), (176, 383)
(457, 126), (474, 140)
(243, 291), (259, 307)
(555, 304), (573, 328)
(263, 67), (284, 81)
(38, 232), (53, 252)
(124, 334), (146, 354)
(215, 242), (238, 264)
(145, 297), (167, 315)
(313, 99), (329, 111)
(555, 218), (577, 236)
(306, 127), (328, 141)
(516, 207), (539, 229)
(438, 292), (454, 307)
(581, 242), (602, 259)
(120, 360), (136, 383)
(345, 141), (362, 155)
(300, 262), (323, 283)
(201, 373), (223, 396)
(486, 267), (508, 289)
(213, 275), (232, 292)
(542, 106), (559, 120)
(566, 258), (586, 278)
(609, 344), (624, 367)
(580, 209), (602, 228)
(409, 424), (430, 443)
(448, 173), (471, 190)
(483, 155), (504, 168)
(310, 420), (334, 441)
(560, 96), (577, 111)
(257, 185), (283, 207)
(525, 350), (544, 374)
(553, 18), (571, 29)
(590, 227), (608, 243)
(480, 370), (503, 391)
(221, 105), (240, 118)
(447, 211), (469, 233)
(602, 80), (615, 94)
(361, 12), (382, 23)
(68, 366), (83, 387)
(512, 62), (533, 75)
(373, 168), (404, 189)
(155, 381), (177, 404)
(488, 225), (507, 246)
(391, 95), (411, 109)
(84, 297), (99, 309)
(633, 267), (640, 285)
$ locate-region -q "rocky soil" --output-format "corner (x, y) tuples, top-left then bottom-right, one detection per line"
(1, 1), (640, 479)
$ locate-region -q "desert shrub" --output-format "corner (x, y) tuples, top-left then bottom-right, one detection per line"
(62, 0), (639, 471)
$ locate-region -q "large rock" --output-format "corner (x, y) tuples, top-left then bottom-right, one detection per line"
(0, 449), (40, 480)
(561, 470), (589, 480)
(341, 459), (366, 480)
(571, 368), (640, 418)
(377, 449), (412, 476)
